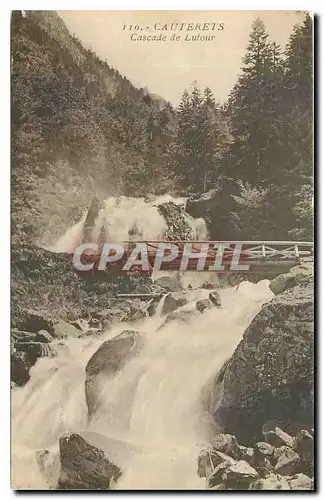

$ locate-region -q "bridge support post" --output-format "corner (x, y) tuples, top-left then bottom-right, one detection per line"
(262, 243), (266, 258)
(294, 243), (300, 259)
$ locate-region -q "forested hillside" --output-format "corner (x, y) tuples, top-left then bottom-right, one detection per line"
(11, 10), (175, 245)
(11, 11), (313, 245)
(221, 15), (313, 240)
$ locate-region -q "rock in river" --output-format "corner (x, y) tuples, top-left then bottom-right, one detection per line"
(274, 446), (301, 475)
(85, 330), (142, 417)
(162, 292), (188, 315)
(295, 429), (314, 476)
(36, 330), (54, 343)
(58, 433), (122, 489)
(263, 426), (295, 449)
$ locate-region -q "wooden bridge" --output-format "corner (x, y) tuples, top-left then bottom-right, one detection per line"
(143, 240), (314, 258)
(75, 240), (314, 276)
(212, 241), (314, 261)
(140, 240), (314, 273)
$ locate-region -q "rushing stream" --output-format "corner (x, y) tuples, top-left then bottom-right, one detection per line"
(11, 195), (274, 489)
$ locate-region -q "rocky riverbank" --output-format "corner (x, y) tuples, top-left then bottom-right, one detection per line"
(197, 260), (315, 490)
(11, 242), (156, 385)
(38, 417), (314, 490)
(198, 428), (314, 490)
(210, 261), (314, 445)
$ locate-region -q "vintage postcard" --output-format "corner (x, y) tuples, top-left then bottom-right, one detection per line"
(11, 10), (314, 490)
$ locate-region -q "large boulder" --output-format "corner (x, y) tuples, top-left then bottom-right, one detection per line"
(36, 449), (61, 488)
(254, 442), (275, 459)
(154, 275), (184, 292)
(14, 341), (54, 366)
(19, 310), (55, 335)
(162, 292), (188, 315)
(11, 244), (154, 332)
(287, 473), (313, 490)
(206, 456), (259, 490)
(11, 329), (37, 343)
(295, 430), (314, 476)
(210, 434), (241, 459)
(11, 351), (31, 386)
(157, 201), (193, 240)
(196, 292), (221, 313)
(209, 291), (222, 307)
(36, 330), (54, 343)
(249, 473), (291, 490)
(185, 189), (218, 221)
(160, 309), (200, 329)
(85, 330), (142, 416)
(198, 449), (235, 478)
(269, 262), (313, 296)
(208, 461), (232, 488)
(58, 433), (121, 489)
(213, 281), (314, 444)
(196, 299), (213, 313)
(200, 281), (219, 290)
(263, 425), (294, 449)
(93, 308), (126, 325)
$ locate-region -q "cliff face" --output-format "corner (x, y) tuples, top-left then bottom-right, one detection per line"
(212, 265), (314, 444)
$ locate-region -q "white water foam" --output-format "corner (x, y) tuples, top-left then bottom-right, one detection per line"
(52, 195), (208, 253)
(11, 280), (273, 490)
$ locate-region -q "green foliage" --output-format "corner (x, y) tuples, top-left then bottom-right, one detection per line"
(224, 18), (285, 185)
(230, 181), (270, 239)
(11, 10), (175, 244)
(157, 202), (193, 240)
(11, 244), (153, 327)
(169, 85), (228, 194)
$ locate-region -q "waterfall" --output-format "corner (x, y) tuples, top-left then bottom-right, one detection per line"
(12, 194), (275, 489)
(51, 195), (208, 253)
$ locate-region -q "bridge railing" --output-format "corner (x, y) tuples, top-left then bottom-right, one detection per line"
(134, 240), (314, 262)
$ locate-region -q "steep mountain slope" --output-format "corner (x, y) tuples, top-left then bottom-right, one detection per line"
(11, 10), (175, 246)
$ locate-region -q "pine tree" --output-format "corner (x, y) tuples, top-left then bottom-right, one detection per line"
(264, 13), (313, 239)
(171, 85), (228, 194)
(225, 18), (278, 185)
